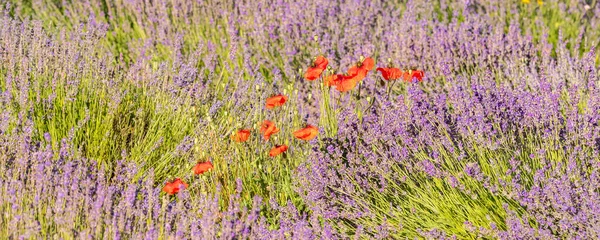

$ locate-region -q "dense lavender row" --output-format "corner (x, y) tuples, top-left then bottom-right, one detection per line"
(0, 141), (343, 239)
(0, 7), (336, 238)
(9, 0), (600, 80)
(298, 20), (600, 239)
(2, 0), (600, 239)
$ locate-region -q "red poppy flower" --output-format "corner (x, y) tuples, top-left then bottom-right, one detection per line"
(326, 57), (375, 92)
(347, 65), (368, 83)
(293, 125), (319, 140)
(333, 75), (359, 92)
(411, 70), (424, 81)
(266, 94), (287, 109)
(324, 74), (359, 92)
(402, 71), (411, 82)
(333, 64), (369, 92)
(402, 69), (425, 82)
(269, 145), (288, 157)
(377, 67), (404, 81)
(231, 129), (251, 142)
(324, 74), (343, 87)
(260, 120), (279, 140)
(361, 57), (375, 71)
(162, 178), (188, 195)
(345, 56), (375, 83)
(193, 161), (214, 175)
(304, 56), (329, 81)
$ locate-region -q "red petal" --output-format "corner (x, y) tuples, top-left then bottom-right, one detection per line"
(314, 56), (328, 70)
(304, 67), (324, 81)
(361, 57), (375, 71)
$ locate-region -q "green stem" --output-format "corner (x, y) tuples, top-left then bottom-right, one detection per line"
(387, 80), (398, 100)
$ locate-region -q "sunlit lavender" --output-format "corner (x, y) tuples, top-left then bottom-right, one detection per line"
(1, 0), (600, 239)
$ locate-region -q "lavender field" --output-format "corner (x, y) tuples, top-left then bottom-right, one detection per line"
(2, 0), (600, 239)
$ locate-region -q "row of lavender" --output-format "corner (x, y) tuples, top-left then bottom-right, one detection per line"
(1, 143), (340, 239)
(295, 0), (600, 236)
(298, 49), (600, 237)
(2, 0), (600, 239)
(0, 16), (338, 239)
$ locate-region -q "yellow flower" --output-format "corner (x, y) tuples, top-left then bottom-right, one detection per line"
(522, 0), (530, 3)
(537, 0), (543, 5)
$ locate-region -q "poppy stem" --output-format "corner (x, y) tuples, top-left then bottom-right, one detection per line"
(357, 80), (362, 101)
(336, 92), (342, 131)
(336, 92), (342, 112)
(357, 81), (365, 122)
(320, 76), (337, 137)
(387, 80), (397, 100)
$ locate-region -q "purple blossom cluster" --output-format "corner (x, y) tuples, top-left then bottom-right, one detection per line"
(0, 141), (340, 239)
(2, 0), (600, 239)
(297, 23), (600, 238)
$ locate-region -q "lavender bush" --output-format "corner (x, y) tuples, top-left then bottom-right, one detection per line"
(2, 0), (600, 238)
(0, 139), (342, 239)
